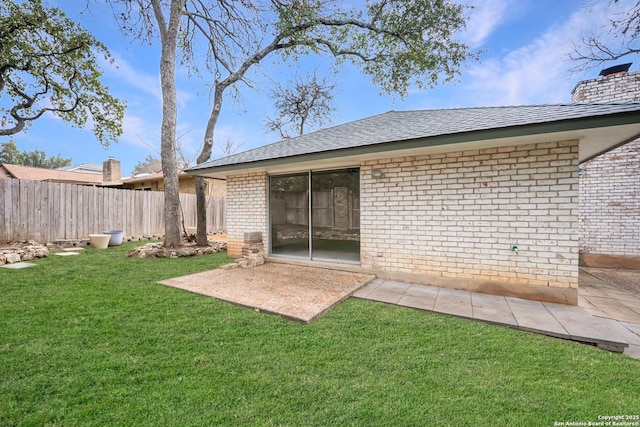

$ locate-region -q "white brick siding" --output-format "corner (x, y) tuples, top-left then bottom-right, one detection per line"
(579, 140), (640, 256)
(571, 70), (640, 103)
(360, 141), (580, 290)
(226, 172), (268, 257)
(574, 71), (640, 257)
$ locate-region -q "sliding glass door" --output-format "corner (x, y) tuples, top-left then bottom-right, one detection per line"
(311, 169), (360, 262)
(269, 168), (360, 263)
(269, 173), (310, 257)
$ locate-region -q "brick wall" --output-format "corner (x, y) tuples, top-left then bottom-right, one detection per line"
(571, 71), (640, 103)
(573, 71), (640, 258)
(226, 172), (268, 257)
(360, 141), (580, 291)
(579, 140), (640, 256)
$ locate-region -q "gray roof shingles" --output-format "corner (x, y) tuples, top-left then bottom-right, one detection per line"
(188, 103), (640, 171)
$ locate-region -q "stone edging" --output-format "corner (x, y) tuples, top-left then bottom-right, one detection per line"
(0, 241), (49, 265)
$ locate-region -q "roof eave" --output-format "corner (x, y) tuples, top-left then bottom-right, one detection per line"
(187, 112), (640, 178)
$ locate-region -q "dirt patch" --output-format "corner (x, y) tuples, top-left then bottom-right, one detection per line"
(158, 263), (375, 322)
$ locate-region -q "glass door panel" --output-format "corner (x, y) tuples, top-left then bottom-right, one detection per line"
(311, 168), (360, 262)
(269, 173), (310, 257)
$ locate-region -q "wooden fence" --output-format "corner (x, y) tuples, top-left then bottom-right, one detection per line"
(0, 179), (225, 243)
(270, 189), (359, 230)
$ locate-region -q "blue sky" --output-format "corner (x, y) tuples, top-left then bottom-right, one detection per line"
(5, 0), (638, 176)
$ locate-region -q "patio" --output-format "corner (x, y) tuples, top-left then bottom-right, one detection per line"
(158, 262), (640, 358)
(158, 263), (375, 323)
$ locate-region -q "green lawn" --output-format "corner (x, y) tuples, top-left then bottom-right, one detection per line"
(1, 242), (638, 426)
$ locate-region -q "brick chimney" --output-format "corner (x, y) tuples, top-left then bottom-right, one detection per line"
(571, 63), (640, 103)
(103, 157), (122, 183)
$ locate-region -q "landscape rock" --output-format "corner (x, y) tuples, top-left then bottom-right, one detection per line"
(221, 239), (265, 269)
(4, 253), (21, 264)
(127, 240), (227, 259)
(0, 240), (49, 264)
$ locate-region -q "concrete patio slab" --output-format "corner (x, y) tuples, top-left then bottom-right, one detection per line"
(53, 252), (80, 257)
(397, 284), (438, 311)
(505, 297), (568, 338)
(579, 269), (640, 326)
(542, 303), (631, 352)
(471, 293), (517, 326)
(471, 306), (518, 326)
(621, 321), (640, 337)
(625, 345), (640, 359)
(582, 295), (640, 324)
(354, 279), (637, 358)
(352, 280), (383, 299)
(433, 288), (472, 318)
(159, 263), (375, 323)
(362, 280), (411, 304)
(1, 262), (37, 269)
(619, 322), (640, 346)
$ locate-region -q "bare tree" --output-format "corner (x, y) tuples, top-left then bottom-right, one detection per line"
(570, 0), (640, 72)
(104, 0), (185, 247)
(265, 72), (335, 138)
(219, 138), (242, 158)
(100, 0), (477, 247)
(183, 0), (478, 245)
(132, 155), (162, 175)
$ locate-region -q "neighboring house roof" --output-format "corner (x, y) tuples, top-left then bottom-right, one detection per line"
(124, 171), (164, 184)
(0, 163), (104, 185)
(57, 162), (103, 174)
(123, 170), (190, 184)
(187, 103), (640, 178)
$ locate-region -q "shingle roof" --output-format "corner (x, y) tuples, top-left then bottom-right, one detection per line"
(0, 163), (104, 184)
(56, 162), (103, 174)
(123, 170), (189, 184)
(188, 103), (640, 172)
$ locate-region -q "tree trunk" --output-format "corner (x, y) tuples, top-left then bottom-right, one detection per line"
(195, 176), (208, 246)
(194, 83), (223, 246)
(153, 0), (184, 248)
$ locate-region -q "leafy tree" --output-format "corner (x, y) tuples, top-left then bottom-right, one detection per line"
(265, 72), (335, 138)
(0, 0), (125, 146)
(185, 0), (478, 245)
(104, 0), (477, 246)
(0, 140), (71, 168)
(132, 155), (162, 175)
(0, 140), (21, 164)
(570, 0), (640, 71)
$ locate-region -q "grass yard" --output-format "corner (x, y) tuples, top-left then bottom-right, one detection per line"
(1, 242), (639, 426)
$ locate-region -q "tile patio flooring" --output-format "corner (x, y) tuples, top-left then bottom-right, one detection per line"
(353, 270), (640, 359)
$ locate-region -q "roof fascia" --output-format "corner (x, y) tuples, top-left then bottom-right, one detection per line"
(187, 111), (640, 176)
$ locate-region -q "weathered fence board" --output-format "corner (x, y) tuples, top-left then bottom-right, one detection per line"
(0, 179), (225, 243)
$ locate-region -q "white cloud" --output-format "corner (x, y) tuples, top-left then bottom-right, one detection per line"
(100, 54), (194, 110)
(100, 54), (162, 101)
(119, 115), (161, 152)
(459, 1), (630, 106)
(462, 0), (512, 48)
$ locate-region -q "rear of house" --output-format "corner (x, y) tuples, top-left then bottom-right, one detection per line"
(573, 68), (640, 269)
(188, 103), (640, 306)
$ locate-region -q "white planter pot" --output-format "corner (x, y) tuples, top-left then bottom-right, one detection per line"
(186, 226), (197, 236)
(89, 234), (111, 249)
(103, 229), (124, 246)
